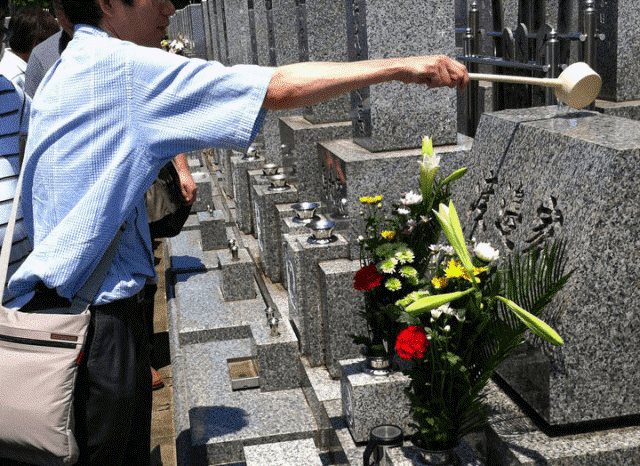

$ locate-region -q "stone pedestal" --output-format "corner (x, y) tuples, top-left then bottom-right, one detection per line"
(219, 247), (256, 301)
(318, 136), (473, 257)
(198, 210), (227, 251)
(231, 154), (264, 234)
(318, 259), (368, 378)
(345, 0), (457, 151)
(449, 106), (640, 427)
(283, 233), (349, 366)
(339, 358), (412, 444)
(277, 203), (323, 290)
(250, 317), (301, 392)
(252, 183), (298, 283)
(279, 116), (352, 201)
(190, 170), (213, 213)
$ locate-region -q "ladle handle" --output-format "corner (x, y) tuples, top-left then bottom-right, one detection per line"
(469, 73), (562, 89)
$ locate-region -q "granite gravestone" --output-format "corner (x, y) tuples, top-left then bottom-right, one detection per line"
(223, 0), (255, 65)
(345, 0), (458, 152)
(188, 4), (207, 59)
(251, 0), (301, 164)
(446, 106), (640, 428)
(200, 0), (214, 60)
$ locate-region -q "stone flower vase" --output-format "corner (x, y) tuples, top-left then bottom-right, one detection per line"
(361, 346), (394, 376)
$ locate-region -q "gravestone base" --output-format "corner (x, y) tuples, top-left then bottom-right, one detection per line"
(318, 259), (368, 378)
(197, 210), (227, 251)
(252, 183), (298, 283)
(339, 358), (413, 444)
(595, 98), (640, 122)
(219, 247), (256, 301)
(283, 233), (350, 367)
(279, 115), (352, 201)
(231, 154), (264, 234)
(483, 379), (640, 465)
(318, 135), (473, 258)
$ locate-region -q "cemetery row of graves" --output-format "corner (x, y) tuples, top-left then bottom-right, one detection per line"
(161, 1), (640, 465)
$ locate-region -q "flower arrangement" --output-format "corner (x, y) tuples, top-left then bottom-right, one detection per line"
(394, 201), (572, 450)
(351, 137), (467, 359)
(161, 34), (192, 55)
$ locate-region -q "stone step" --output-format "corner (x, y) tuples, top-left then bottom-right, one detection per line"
(243, 438), (323, 466)
(182, 339), (318, 466)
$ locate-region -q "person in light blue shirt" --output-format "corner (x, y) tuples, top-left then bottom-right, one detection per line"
(6, 0), (468, 464)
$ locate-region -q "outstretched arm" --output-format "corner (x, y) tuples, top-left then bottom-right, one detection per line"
(262, 55), (468, 111)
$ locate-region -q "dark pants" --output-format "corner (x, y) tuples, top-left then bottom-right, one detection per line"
(17, 286), (152, 466)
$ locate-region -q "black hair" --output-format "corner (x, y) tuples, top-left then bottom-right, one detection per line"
(8, 7), (59, 54)
(60, 0), (134, 27)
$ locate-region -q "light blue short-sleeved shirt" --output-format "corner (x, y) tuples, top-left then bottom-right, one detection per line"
(9, 25), (273, 304)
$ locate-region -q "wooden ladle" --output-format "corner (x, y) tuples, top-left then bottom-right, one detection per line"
(469, 62), (602, 109)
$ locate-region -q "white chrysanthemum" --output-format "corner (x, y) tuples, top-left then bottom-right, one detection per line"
(397, 207), (410, 216)
(474, 242), (499, 262)
(400, 191), (423, 205)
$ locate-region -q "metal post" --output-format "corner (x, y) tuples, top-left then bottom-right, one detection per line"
(464, 1), (480, 137)
(582, 0), (597, 67)
(544, 28), (559, 105)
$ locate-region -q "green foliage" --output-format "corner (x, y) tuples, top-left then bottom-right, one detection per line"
(352, 141), (467, 357)
(399, 239), (571, 449)
(12, 0), (51, 9)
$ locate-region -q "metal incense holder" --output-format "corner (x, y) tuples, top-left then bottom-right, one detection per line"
(291, 202), (320, 224)
(267, 173), (289, 191)
(306, 219), (337, 244)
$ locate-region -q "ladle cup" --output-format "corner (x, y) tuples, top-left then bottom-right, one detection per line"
(468, 62), (601, 110)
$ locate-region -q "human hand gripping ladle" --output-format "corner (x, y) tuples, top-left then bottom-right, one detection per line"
(468, 62), (602, 109)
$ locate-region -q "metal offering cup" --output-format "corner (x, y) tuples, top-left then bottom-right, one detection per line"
(262, 163), (279, 176)
(306, 219), (336, 244)
(267, 173), (288, 189)
(291, 202), (320, 222)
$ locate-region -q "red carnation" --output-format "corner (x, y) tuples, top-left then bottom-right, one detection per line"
(396, 326), (429, 359)
(353, 264), (383, 291)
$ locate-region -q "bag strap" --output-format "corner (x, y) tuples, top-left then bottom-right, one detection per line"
(0, 150), (28, 302)
(0, 151), (124, 311)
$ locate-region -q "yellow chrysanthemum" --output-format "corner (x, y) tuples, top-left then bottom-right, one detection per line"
(432, 276), (449, 289)
(381, 230), (396, 240)
(444, 259), (465, 279)
(359, 195), (383, 204)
